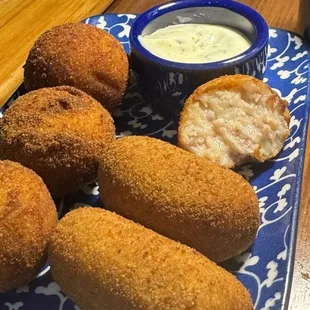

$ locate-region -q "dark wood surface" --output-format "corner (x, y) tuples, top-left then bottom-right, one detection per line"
(106, 1), (309, 309)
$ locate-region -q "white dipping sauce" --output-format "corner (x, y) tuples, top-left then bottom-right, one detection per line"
(138, 24), (251, 63)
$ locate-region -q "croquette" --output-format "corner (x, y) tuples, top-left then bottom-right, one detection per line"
(49, 207), (254, 310)
(0, 86), (115, 197)
(0, 160), (58, 292)
(24, 23), (129, 111)
(178, 74), (291, 168)
(98, 136), (259, 262)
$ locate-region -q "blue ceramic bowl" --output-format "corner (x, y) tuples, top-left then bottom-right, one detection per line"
(129, 0), (269, 117)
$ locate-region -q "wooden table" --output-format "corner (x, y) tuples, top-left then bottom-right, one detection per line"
(1, 0), (309, 309)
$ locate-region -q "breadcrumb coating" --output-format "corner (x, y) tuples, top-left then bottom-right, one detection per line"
(0, 86), (115, 197)
(98, 136), (259, 262)
(24, 23), (129, 111)
(49, 207), (254, 310)
(178, 75), (291, 168)
(0, 160), (58, 292)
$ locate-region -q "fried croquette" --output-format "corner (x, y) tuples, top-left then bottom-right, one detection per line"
(24, 23), (129, 111)
(98, 136), (259, 262)
(0, 86), (115, 197)
(49, 207), (254, 310)
(0, 160), (58, 292)
(178, 74), (291, 168)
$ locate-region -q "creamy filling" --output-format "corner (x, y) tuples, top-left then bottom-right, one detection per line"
(181, 86), (290, 167)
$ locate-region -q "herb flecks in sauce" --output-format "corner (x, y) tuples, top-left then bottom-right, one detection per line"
(138, 24), (251, 64)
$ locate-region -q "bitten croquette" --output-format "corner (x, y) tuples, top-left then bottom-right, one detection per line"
(24, 23), (129, 111)
(0, 160), (58, 292)
(178, 75), (291, 168)
(98, 136), (259, 262)
(49, 207), (254, 310)
(0, 86), (115, 197)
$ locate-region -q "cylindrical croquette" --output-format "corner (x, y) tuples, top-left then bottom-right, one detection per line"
(49, 207), (254, 310)
(98, 136), (259, 262)
(0, 86), (115, 197)
(0, 160), (58, 292)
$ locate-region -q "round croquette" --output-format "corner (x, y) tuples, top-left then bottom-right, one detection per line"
(0, 160), (58, 292)
(24, 23), (129, 111)
(0, 86), (115, 197)
(98, 136), (259, 262)
(49, 207), (254, 310)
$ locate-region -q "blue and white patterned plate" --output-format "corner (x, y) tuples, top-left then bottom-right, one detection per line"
(0, 14), (309, 310)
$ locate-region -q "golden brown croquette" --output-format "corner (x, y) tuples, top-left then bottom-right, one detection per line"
(0, 86), (115, 197)
(49, 207), (254, 310)
(178, 75), (291, 168)
(0, 160), (58, 292)
(24, 23), (129, 111)
(98, 136), (259, 262)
